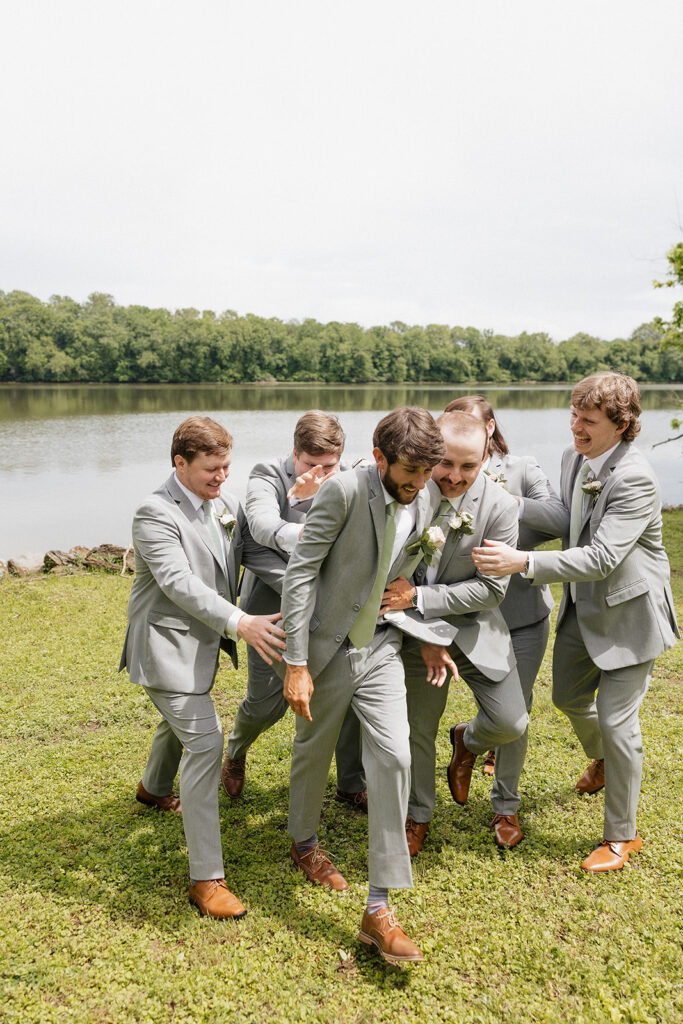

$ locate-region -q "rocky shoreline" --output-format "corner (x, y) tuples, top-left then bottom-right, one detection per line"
(0, 544), (134, 580)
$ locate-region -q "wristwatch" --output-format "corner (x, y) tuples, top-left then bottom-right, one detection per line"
(411, 589), (419, 608)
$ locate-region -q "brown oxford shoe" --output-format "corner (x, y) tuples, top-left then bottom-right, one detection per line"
(581, 834), (642, 873)
(447, 723), (477, 805)
(290, 842), (349, 891)
(491, 813), (523, 848)
(482, 750), (496, 776)
(189, 878), (247, 919)
(575, 758), (605, 795)
(136, 781), (181, 814)
(359, 907), (425, 965)
(405, 817), (430, 857)
(221, 754), (246, 799)
(334, 787), (368, 814)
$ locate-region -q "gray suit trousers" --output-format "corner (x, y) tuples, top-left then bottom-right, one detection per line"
(227, 642), (365, 791)
(404, 646), (528, 822)
(142, 687), (225, 880)
(491, 615), (550, 813)
(288, 631), (413, 890)
(552, 604), (652, 840)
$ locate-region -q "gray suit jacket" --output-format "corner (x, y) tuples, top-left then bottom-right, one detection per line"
(411, 473), (520, 681)
(240, 455), (350, 614)
(281, 463), (435, 680)
(533, 442), (679, 670)
(119, 474), (281, 694)
(487, 452), (568, 631)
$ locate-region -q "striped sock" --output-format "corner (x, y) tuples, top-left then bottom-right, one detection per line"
(295, 834), (319, 855)
(367, 885), (389, 915)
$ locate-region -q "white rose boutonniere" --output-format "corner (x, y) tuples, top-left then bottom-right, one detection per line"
(406, 525), (446, 565)
(484, 469), (508, 488)
(581, 474), (603, 504)
(217, 505), (237, 539)
(447, 510), (474, 539)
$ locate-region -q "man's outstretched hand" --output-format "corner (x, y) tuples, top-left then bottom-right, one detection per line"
(419, 643), (459, 688)
(237, 612), (287, 665)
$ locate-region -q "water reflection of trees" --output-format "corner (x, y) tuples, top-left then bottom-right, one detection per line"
(1, 383), (680, 422)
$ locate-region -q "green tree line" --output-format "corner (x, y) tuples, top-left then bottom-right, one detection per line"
(1, 289), (682, 384)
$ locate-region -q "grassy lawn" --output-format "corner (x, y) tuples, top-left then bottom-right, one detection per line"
(1, 513), (682, 1023)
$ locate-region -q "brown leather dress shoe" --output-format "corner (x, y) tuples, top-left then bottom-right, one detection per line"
(491, 812), (523, 848)
(221, 754), (246, 799)
(447, 723), (477, 805)
(581, 834), (642, 872)
(483, 750), (496, 776)
(575, 758), (605, 794)
(405, 817), (430, 857)
(290, 842), (349, 891)
(189, 878), (247, 918)
(359, 908), (425, 965)
(136, 781), (181, 813)
(334, 787), (368, 814)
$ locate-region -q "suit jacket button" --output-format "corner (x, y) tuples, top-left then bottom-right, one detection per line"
(335, 634), (343, 643)
(352, 603), (361, 612)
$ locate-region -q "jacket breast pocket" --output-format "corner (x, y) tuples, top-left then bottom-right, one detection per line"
(147, 611), (192, 631)
(604, 578), (650, 607)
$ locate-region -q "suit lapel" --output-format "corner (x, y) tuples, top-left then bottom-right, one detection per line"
(166, 475), (228, 582)
(435, 474), (483, 582)
(578, 441), (629, 537)
(367, 466), (386, 564)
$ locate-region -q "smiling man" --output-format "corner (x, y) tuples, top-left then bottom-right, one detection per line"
(380, 411), (528, 853)
(279, 407), (444, 965)
(472, 374), (679, 871)
(120, 416), (286, 918)
(222, 410), (364, 810)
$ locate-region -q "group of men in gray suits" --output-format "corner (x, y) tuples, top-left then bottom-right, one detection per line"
(120, 371), (678, 964)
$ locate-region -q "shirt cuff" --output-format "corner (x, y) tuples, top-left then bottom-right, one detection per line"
(289, 494), (305, 507)
(520, 552), (535, 578)
(283, 655), (307, 666)
(224, 608), (244, 640)
(415, 587), (425, 614)
(517, 497), (525, 520)
(275, 521), (302, 554)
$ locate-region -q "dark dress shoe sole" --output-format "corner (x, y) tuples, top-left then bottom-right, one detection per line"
(358, 931), (425, 965)
(189, 897), (247, 920)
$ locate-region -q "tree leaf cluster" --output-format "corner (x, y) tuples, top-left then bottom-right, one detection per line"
(1, 290), (682, 384)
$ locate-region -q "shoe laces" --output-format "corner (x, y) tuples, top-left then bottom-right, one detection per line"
(405, 818), (423, 838)
(303, 845), (331, 870)
(228, 757), (246, 778)
(372, 907), (400, 931)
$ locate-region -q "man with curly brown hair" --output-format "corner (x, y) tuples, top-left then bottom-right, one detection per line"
(472, 373), (679, 872)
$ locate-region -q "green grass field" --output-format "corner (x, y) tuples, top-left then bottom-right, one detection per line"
(1, 514), (682, 1023)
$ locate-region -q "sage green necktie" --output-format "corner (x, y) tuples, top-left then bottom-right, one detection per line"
(349, 501), (397, 649)
(202, 499), (225, 568)
(569, 462), (590, 600)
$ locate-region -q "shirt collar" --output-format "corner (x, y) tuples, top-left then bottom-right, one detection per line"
(174, 470), (206, 512)
(585, 441), (621, 479)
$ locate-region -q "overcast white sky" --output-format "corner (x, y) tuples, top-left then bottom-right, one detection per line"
(2, 0), (682, 339)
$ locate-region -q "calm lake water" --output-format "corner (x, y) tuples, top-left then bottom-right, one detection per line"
(1, 383), (681, 560)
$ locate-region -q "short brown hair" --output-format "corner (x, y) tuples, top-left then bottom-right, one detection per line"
(293, 410), (345, 456)
(373, 407), (445, 467)
(437, 410), (488, 458)
(444, 395), (509, 456)
(571, 373), (641, 443)
(171, 416), (233, 464)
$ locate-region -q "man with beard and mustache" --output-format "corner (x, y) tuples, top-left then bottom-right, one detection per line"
(279, 407), (445, 965)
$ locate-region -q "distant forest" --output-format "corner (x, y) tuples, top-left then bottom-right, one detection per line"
(1, 290), (682, 385)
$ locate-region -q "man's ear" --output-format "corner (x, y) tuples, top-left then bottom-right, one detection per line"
(373, 447), (388, 474)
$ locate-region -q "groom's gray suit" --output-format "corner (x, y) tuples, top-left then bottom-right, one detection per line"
(402, 473), (529, 822)
(281, 461), (436, 889)
(532, 441), (679, 840)
(120, 473), (280, 880)
(227, 455), (363, 791)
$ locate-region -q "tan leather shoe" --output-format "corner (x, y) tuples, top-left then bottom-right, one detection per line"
(447, 723), (477, 805)
(491, 813), (523, 848)
(575, 758), (604, 795)
(334, 787), (368, 814)
(221, 754), (246, 799)
(483, 750), (496, 776)
(581, 834), (642, 872)
(359, 908), (425, 965)
(290, 842), (349, 891)
(189, 879), (247, 918)
(405, 817), (430, 857)
(136, 781), (181, 813)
